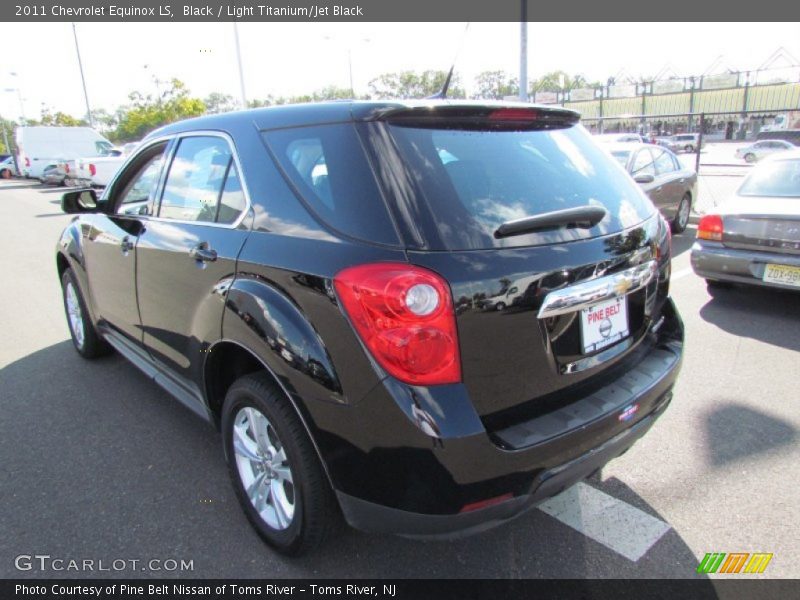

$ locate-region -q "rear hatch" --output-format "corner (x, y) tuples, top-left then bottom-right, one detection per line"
(363, 105), (671, 418)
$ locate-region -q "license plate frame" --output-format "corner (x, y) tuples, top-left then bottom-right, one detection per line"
(580, 296), (630, 354)
(763, 263), (800, 288)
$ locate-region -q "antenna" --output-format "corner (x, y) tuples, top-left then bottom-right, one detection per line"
(428, 23), (470, 99)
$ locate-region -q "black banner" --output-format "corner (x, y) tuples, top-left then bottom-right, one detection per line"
(2, 0), (799, 22)
(3, 579), (800, 600)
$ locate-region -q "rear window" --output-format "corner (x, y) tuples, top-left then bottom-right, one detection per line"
(385, 123), (655, 250)
(263, 124), (398, 246)
(738, 159), (800, 197)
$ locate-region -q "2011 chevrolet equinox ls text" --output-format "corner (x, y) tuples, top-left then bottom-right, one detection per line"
(56, 101), (683, 555)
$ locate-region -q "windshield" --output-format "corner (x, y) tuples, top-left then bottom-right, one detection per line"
(385, 123), (655, 250)
(738, 159), (800, 197)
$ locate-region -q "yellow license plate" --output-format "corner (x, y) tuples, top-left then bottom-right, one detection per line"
(763, 264), (800, 287)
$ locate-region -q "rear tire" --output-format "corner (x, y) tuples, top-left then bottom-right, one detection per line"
(60, 268), (111, 358)
(496, 302), (506, 311)
(684, 144), (694, 153)
(671, 194), (691, 233)
(744, 153), (756, 163)
(222, 373), (339, 556)
(0, 168), (11, 179)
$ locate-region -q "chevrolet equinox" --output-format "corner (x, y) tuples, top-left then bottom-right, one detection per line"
(56, 101), (684, 555)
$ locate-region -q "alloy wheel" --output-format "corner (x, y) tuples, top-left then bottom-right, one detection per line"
(65, 282), (85, 349)
(232, 407), (296, 530)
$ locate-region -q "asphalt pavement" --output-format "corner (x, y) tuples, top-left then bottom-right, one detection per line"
(0, 176), (797, 579)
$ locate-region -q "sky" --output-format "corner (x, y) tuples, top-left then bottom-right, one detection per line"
(0, 21), (799, 121)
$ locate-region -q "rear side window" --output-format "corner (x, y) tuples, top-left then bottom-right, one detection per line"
(386, 123), (655, 250)
(263, 124), (398, 246)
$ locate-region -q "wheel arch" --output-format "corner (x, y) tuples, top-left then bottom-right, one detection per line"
(203, 338), (336, 488)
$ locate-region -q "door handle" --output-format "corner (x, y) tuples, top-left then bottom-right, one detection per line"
(120, 236), (134, 253)
(190, 243), (217, 262)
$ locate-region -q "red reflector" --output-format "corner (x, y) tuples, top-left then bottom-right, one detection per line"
(697, 214), (723, 241)
(459, 493), (514, 514)
(489, 108), (540, 121)
(334, 263), (461, 386)
(25, 157), (30, 167)
(89, 163), (96, 177)
(64, 163), (70, 173)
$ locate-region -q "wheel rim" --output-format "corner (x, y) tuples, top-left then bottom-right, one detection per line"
(65, 282), (85, 349)
(233, 407), (296, 530)
(678, 197), (690, 228)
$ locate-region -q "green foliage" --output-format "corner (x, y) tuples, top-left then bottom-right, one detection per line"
(204, 92), (237, 114)
(474, 70), (519, 100)
(40, 110), (85, 127)
(248, 86), (358, 108)
(113, 79), (206, 142)
(531, 71), (603, 92)
(368, 70), (466, 99)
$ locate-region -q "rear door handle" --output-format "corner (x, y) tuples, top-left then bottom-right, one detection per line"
(190, 243), (217, 262)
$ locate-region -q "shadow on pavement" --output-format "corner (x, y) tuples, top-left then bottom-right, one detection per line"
(670, 229), (696, 259)
(704, 403), (797, 467)
(0, 340), (712, 581)
(699, 284), (800, 352)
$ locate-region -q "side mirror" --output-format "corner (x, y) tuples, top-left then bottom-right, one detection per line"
(62, 189), (99, 214)
(633, 173), (655, 184)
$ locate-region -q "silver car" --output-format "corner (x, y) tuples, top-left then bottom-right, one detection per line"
(735, 139), (795, 163)
(691, 150), (800, 291)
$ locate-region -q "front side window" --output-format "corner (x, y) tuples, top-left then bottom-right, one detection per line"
(631, 148), (656, 178)
(653, 149), (676, 175)
(112, 144), (167, 215)
(159, 136), (241, 224)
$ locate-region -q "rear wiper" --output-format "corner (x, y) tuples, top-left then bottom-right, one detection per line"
(494, 205), (607, 239)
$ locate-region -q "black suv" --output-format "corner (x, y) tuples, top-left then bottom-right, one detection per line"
(57, 101), (683, 555)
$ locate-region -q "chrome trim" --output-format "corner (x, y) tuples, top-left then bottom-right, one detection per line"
(105, 131), (253, 231)
(538, 260), (657, 319)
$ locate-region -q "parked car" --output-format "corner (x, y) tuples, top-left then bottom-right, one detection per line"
(691, 150), (800, 291)
(0, 156), (17, 178)
(56, 101), (683, 556)
(71, 143), (139, 187)
(735, 139), (795, 163)
(593, 132), (646, 144)
(666, 133), (702, 153)
(15, 126), (114, 180)
(42, 163), (67, 186)
(755, 129), (800, 146)
(607, 143), (697, 232)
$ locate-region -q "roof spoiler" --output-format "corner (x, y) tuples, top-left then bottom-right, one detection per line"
(365, 104), (581, 129)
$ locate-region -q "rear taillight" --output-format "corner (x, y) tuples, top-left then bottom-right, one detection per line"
(697, 214), (723, 241)
(64, 163), (70, 174)
(24, 157), (30, 167)
(89, 163), (96, 176)
(334, 263), (461, 386)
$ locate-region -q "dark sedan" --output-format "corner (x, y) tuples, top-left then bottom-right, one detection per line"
(608, 143), (697, 233)
(691, 150), (800, 291)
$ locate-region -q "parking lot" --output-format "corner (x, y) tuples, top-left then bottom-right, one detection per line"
(0, 171), (798, 579)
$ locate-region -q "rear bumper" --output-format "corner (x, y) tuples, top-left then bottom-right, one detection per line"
(338, 393), (671, 538)
(331, 298), (683, 537)
(691, 240), (800, 291)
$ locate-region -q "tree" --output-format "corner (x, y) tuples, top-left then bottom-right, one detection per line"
(40, 109), (85, 127)
(530, 71), (600, 92)
(113, 79), (206, 142)
(368, 70), (466, 99)
(204, 92), (237, 114)
(473, 70), (519, 100)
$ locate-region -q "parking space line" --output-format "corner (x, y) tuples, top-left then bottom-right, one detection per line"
(538, 482), (671, 562)
(671, 267), (694, 281)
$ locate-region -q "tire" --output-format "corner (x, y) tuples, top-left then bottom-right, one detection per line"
(222, 372), (339, 556)
(744, 153), (756, 163)
(60, 268), (111, 358)
(496, 302), (506, 311)
(0, 168), (11, 179)
(684, 144), (694, 153)
(671, 194), (692, 233)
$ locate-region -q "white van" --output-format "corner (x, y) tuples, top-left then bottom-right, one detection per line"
(15, 126), (114, 180)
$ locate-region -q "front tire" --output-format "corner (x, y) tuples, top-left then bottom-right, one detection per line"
(744, 153), (756, 163)
(222, 373), (339, 556)
(60, 268), (111, 358)
(0, 168), (11, 179)
(684, 144), (694, 153)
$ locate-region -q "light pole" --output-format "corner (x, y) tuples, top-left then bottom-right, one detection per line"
(323, 36), (371, 97)
(519, 1), (528, 102)
(7, 72), (26, 124)
(71, 23), (94, 127)
(233, 22), (248, 108)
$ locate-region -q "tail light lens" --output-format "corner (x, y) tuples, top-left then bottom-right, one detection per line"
(64, 163), (70, 173)
(334, 263), (461, 386)
(697, 214), (724, 241)
(89, 163), (96, 176)
(24, 157), (30, 167)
